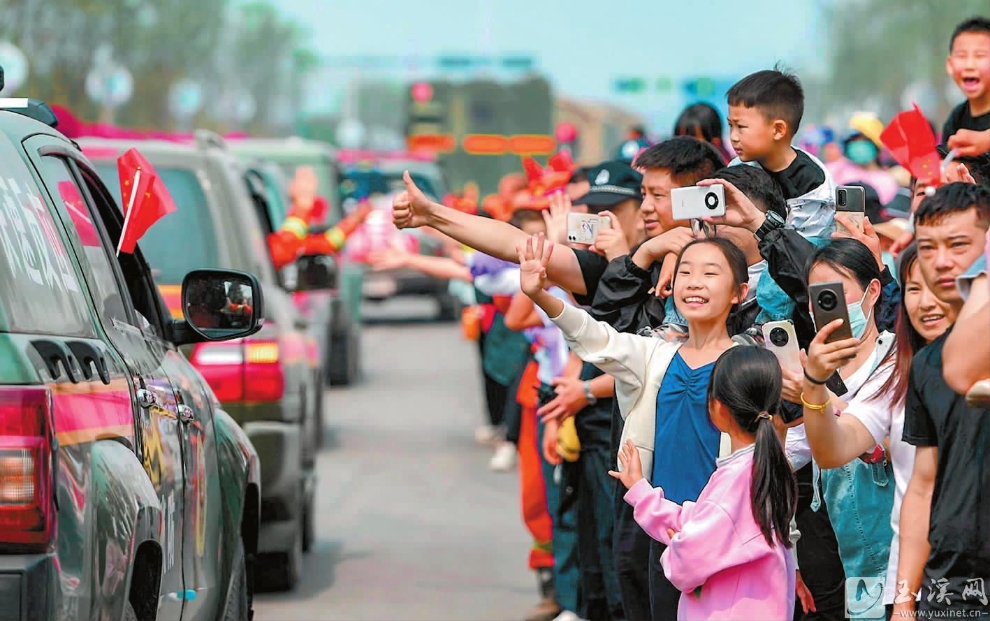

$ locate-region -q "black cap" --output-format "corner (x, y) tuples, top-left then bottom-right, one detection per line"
(573, 160), (643, 211)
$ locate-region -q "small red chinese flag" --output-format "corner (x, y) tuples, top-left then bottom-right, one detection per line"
(57, 181), (101, 247)
(116, 148), (177, 255)
(880, 104), (942, 186)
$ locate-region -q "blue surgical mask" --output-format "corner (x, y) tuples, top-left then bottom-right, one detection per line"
(847, 284), (877, 339)
(846, 139), (878, 166)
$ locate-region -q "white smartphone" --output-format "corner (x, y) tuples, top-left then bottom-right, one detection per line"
(671, 184), (726, 221)
(567, 213), (611, 245)
(762, 320), (801, 372)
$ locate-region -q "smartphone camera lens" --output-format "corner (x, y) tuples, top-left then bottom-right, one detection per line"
(818, 290), (838, 312)
(769, 327), (790, 347)
(837, 189), (847, 207)
(704, 191), (720, 210)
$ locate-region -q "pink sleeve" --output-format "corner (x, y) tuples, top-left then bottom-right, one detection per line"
(659, 500), (773, 592)
(623, 479), (696, 545)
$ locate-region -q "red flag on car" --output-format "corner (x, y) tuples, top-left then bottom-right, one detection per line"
(880, 104), (942, 187)
(57, 181), (101, 247)
(116, 148), (177, 255)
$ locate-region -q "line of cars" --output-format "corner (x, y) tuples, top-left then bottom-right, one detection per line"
(0, 97), (264, 619)
(0, 83), (460, 618)
(78, 131), (361, 596)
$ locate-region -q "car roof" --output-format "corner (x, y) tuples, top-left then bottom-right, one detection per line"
(0, 108), (70, 145)
(226, 137), (337, 159)
(76, 137), (213, 167)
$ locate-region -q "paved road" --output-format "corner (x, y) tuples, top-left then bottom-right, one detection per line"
(254, 299), (536, 621)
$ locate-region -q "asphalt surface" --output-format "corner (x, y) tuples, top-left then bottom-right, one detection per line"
(254, 298), (537, 621)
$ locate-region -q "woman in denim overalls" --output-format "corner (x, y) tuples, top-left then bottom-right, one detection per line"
(801, 243), (957, 618)
(786, 240), (900, 603)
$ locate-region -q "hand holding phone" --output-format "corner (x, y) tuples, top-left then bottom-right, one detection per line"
(567, 213), (611, 245)
(808, 281), (854, 344)
(671, 184), (726, 222)
(835, 186), (866, 235)
(762, 321), (802, 372)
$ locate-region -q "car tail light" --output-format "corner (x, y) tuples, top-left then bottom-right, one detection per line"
(191, 340), (285, 404)
(243, 341), (284, 403)
(246, 342), (279, 364)
(0, 387), (55, 549)
(191, 343), (246, 403)
(192, 343), (244, 366)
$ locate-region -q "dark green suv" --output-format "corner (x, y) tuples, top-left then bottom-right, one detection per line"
(0, 102), (262, 619)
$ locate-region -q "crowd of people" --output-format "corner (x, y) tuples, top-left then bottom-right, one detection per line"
(375, 15), (990, 621)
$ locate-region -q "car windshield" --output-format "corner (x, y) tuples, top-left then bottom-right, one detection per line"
(94, 164), (220, 284)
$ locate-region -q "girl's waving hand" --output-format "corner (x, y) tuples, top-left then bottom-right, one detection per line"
(609, 439), (645, 489)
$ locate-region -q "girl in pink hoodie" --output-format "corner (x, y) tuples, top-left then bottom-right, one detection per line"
(609, 346), (799, 621)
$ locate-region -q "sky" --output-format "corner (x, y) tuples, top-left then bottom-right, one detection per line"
(270, 0), (828, 132)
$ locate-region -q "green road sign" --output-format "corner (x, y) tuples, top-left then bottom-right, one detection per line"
(614, 78), (646, 93)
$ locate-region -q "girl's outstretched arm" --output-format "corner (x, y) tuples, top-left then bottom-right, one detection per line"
(520, 233), (665, 391)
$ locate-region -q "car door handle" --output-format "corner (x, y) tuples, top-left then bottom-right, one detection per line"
(66, 341), (111, 385)
(31, 339), (79, 384)
(136, 388), (157, 408)
(177, 405), (194, 423)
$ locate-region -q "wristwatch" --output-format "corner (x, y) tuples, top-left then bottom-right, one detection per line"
(583, 381), (597, 406)
(754, 210), (786, 242)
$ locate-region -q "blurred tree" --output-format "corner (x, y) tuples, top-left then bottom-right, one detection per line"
(224, 0), (319, 133)
(824, 0), (986, 126)
(0, 0), (315, 134)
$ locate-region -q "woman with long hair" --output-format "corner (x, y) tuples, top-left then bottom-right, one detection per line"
(799, 241), (954, 616)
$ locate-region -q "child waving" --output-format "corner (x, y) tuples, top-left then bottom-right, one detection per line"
(610, 346), (798, 621)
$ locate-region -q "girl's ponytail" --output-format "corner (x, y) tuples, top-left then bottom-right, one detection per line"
(708, 348), (798, 548)
(751, 413), (798, 548)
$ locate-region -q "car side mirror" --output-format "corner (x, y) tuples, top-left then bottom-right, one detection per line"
(170, 269), (265, 346)
(295, 254), (337, 291)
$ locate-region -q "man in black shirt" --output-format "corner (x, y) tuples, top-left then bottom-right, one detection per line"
(897, 182), (990, 619)
(942, 17), (990, 157)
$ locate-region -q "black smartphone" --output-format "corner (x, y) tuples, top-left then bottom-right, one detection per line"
(808, 281), (854, 343)
(835, 186), (866, 235)
(779, 401), (803, 425)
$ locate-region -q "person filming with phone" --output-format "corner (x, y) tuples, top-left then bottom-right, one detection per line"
(799, 242), (955, 618)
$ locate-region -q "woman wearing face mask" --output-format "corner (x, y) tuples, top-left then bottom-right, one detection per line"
(788, 239), (897, 598)
(801, 243), (955, 617)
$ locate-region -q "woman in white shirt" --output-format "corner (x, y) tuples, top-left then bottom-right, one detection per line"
(800, 241), (955, 616)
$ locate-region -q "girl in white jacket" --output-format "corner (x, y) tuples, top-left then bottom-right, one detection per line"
(518, 232), (753, 619)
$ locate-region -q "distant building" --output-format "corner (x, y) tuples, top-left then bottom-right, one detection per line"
(554, 96), (646, 165)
